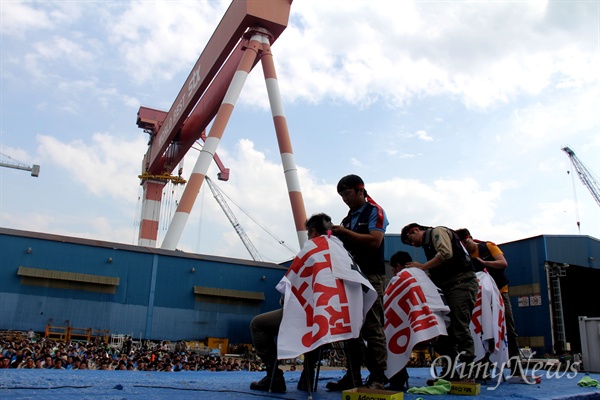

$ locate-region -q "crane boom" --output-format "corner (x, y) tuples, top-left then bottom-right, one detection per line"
(0, 160), (40, 177)
(205, 176), (262, 261)
(562, 146), (600, 207)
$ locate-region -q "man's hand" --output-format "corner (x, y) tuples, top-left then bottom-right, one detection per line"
(406, 256), (443, 271)
(331, 225), (346, 237)
(406, 261), (425, 270)
(475, 254), (508, 270)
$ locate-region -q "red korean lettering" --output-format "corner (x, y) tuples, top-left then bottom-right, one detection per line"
(302, 314), (329, 347)
(407, 308), (439, 332)
(389, 326), (411, 354)
(471, 284), (483, 334)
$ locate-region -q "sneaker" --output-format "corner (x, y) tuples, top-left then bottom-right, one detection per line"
(365, 373), (386, 390)
(326, 373), (362, 391)
(250, 371), (286, 393)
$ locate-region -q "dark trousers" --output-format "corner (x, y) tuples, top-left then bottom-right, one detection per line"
(250, 308), (283, 371)
(345, 273), (387, 377)
(436, 271), (478, 363)
(502, 291), (520, 360)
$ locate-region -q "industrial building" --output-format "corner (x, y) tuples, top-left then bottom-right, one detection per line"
(1, 227), (599, 358)
(0, 227), (286, 345)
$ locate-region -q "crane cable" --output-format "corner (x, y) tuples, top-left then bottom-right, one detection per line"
(190, 141), (297, 257)
(217, 187), (297, 255)
(567, 168), (581, 234)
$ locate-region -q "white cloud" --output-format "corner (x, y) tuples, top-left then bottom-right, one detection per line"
(36, 133), (147, 202)
(0, 2), (80, 38)
(415, 130), (433, 141)
(107, 0), (228, 83)
(261, 0), (598, 112)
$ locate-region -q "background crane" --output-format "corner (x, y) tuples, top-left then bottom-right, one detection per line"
(562, 147), (600, 207)
(562, 146), (600, 233)
(204, 176), (263, 262)
(0, 152), (40, 177)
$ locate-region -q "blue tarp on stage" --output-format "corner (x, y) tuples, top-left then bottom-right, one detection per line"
(1, 368), (600, 399)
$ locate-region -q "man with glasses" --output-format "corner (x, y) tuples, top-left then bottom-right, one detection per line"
(400, 223), (478, 381)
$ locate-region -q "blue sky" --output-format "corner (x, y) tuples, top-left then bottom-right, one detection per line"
(1, 0), (599, 263)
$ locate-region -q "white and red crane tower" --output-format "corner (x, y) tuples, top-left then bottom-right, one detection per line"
(136, 0), (308, 251)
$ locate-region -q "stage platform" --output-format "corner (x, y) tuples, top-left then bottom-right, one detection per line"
(1, 367), (599, 399)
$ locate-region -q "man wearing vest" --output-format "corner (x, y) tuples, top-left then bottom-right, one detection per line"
(329, 174), (388, 391)
(401, 223), (478, 380)
(455, 228), (520, 374)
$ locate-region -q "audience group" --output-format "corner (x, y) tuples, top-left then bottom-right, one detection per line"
(0, 334), (266, 372)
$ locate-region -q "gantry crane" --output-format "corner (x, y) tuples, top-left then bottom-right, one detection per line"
(205, 176), (262, 261)
(562, 147), (600, 207)
(0, 152), (40, 177)
(135, 0), (307, 251)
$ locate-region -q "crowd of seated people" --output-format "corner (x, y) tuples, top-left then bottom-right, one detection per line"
(0, 335), (266, 372)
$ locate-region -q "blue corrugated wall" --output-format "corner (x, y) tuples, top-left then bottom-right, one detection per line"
(501, 235), (600, 354)
(0, 228), (286, 343)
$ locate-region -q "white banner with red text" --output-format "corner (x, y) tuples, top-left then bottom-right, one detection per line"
(276, 235), (376, 360)
(470, 271), (509, 367)
(384, 268), (450, 378)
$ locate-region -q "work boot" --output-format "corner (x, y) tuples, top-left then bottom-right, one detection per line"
(388, 367), (409, 391)
(297, 366), (315, 391)
(326, 372), (362, 391)
(365, 372), (386, 390)
(471, 359), (492, 382)
(250, 368), (286, 393)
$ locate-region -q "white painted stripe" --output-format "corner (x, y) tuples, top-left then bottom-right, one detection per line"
(202, 136), (220, 156)
(281, 152), (298, 173)
(265, 78), (284, 117)
(161, 212), (190, 250)
(196, 151), (215, 175)
(193, 137), (221, 174)
(296, 230), (308, 248)
(284, 170), (302, 193)
(140, 199), (161, 221)
(138, 238), (156, 247)
(223, 70), (249, 106)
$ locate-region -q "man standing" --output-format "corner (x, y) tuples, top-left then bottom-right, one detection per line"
(329, 174), (388, 390)
(401, 223), (478, 380)
(455, 228), (519, 374)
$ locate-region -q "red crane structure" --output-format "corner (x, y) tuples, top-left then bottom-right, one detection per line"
(136, 0), (307, 251)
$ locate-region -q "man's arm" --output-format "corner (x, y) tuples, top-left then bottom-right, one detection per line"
(406, 227), (453, 271)
(476, 242), (508, 269)
(331, 225), (384, 249)
(331, 206), (387, 249)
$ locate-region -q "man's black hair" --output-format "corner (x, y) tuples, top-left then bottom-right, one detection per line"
(455, 228), (471, 241)
(336, 174), (365, 194)
(390, 251), (412, 268)
(305, 213), (333, 235)
(400, 222), (427, 244)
